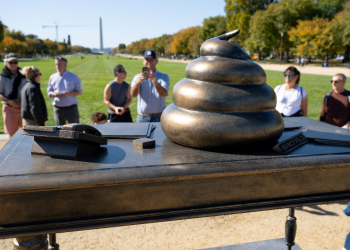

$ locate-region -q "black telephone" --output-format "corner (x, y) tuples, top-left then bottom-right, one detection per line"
(62, 124), (102, 136)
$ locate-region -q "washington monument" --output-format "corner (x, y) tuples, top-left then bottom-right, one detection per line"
(100, 17), (103, 51)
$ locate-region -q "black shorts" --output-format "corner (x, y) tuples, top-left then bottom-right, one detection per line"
(108, 110), (133, 123)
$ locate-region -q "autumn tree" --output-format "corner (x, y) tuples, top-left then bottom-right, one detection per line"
(312, 0), (347, 19)
(145, 38), (158, 50)
(118, 44), (126, 50)
(198, 16), (227, 41)
(225, 0), (277, 44)
(126, 39), (150, 55)
(169, 26), (201, 55)
(0, 21), (4, 43)
(24, 37), (43, 55)
(189, 26), (202, 55)
(0, 37), (24, 54)
(114, 43), (126, 53)
(26, 34), (38, 39)
(151, 34), (173, 55)
(245, 10), (275, 60)
(289, 18), (341, 62)
(254, 0), (329, 62)
(332, 0), (350, 62)
(71, 46), (91, 53)
(58, 42), (71, 54)
(4, 30), (26, 42)
(43, 39), (58, 55)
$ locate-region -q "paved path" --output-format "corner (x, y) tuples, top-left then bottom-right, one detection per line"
(259, 63), (350, 76)
(0, 134), (9, 150)
(118, 54), (350, 76)
(0, 134), (8, 140)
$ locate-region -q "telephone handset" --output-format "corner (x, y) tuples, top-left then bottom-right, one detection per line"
(62, 124), (102, 137)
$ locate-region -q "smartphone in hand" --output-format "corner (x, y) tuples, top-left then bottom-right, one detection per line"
(142, 67), (149, 76)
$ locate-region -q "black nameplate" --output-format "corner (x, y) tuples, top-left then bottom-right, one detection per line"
(273, 131), (308, 154)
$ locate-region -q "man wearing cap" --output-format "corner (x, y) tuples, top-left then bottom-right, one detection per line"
(47, 56), (82, 125)
(131, 49), (170, 122)
(0, 53), (27, 138)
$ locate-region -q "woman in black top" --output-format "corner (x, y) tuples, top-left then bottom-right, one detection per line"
(20, 66), (48, 126)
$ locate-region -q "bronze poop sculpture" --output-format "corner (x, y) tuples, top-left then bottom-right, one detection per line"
(161, 30), (284, 149)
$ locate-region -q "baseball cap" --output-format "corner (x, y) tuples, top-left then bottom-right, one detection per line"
(144, 49), (157, 59)
(4, 53), (18, 62)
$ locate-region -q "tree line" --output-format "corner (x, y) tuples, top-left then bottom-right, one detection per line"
(0, 21), (91, 56)
(113, 0), (350, 63)
(111, 15), (227, 57)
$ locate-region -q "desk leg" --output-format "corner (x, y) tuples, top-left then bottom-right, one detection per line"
(13, 234), (48, 250)
(48, 233), (60, 250)
(285, 207), (297, 250)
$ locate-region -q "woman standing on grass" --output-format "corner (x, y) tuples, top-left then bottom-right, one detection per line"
(274, 66), (308, 117)
(20, 66), (48, 126)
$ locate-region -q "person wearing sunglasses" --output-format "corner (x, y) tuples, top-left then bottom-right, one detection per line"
(320, 73), (350, 128)
(20, 66), (47, 126)
(103, 64), (133, 122)
(274, 66), (308, 117)
(0, 53), (27, 138)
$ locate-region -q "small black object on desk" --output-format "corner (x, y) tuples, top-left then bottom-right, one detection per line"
(133, 138), (156, 149)
(22, 124), (107, 159)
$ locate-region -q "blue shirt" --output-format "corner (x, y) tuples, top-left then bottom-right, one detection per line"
(131, 70), (170, 115)
(47, 70), (82, 107)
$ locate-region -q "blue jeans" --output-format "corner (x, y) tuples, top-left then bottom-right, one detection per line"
(345, 232), (350, 250)
(136, 115), (161, 123)
(54, 105), (80, 125)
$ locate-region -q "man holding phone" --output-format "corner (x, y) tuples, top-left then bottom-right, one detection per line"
(131, 49), (170, 122)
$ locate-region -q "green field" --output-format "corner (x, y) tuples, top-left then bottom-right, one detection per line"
(0, 55), (333, 133)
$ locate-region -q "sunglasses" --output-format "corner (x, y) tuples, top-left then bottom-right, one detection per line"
(330, 80), (340, 83)
(119, 71), (127, 74)
(8, 61), (18, 65)
(38, 73), (42, 76)
(284, 74), (294, 78)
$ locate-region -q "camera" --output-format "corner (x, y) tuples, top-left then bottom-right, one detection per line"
(142, 67), (149, 76)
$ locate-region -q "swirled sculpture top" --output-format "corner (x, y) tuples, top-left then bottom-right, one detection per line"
(161, 30), (284, 149)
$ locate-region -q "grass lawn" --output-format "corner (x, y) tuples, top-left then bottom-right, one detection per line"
(0, 55), (332, 133)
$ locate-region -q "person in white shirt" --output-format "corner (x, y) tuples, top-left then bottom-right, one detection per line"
(274, 66), (308, 117)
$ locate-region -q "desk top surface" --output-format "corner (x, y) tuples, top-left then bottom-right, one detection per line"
(1, 117), (350, 238)
(1, 117), (350, 192)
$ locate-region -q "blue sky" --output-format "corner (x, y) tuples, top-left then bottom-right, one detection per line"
(1, 0), (226, 49)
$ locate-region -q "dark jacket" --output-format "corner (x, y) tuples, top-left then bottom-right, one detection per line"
(21, 80), (48, 125)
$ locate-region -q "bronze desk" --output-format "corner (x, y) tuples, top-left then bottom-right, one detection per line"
(1, 118), (350, 248)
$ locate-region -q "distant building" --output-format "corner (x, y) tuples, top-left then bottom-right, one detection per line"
(67, 35), (71, 46)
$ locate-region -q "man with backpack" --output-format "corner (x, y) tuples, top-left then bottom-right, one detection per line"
(320, 73), (350, 128)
